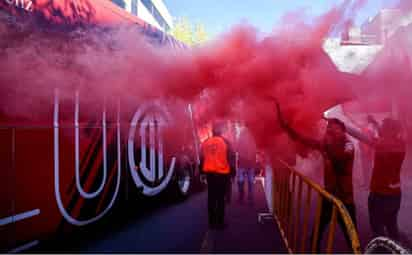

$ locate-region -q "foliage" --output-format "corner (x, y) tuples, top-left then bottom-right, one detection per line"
(171, 17), (209, 46)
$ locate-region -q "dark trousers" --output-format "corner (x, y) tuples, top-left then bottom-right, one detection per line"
(237, 168), (254, 203)
(368, 192), (401, 240)
(207, 173), (230, 227)
(226, 178), (232, 204)
(314, 199), (357, 251)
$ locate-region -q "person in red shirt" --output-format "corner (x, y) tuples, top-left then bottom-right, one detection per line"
(200, 121), (236, 230)
(275, 102), (356, 251)
(347, 116), (405, 240)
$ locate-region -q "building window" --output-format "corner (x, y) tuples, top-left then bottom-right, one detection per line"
(131, 0), (138, 15)
(112, 0), (126, 9)
(141, 0), (170, 31)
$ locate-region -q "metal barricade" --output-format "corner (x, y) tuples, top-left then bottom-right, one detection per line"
(271, 159), (361, 254)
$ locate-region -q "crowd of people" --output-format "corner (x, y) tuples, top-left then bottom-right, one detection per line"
(200, 102), (407, 250)
(275, 101), (407, 247)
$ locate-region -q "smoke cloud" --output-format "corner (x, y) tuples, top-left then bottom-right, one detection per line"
(0, 0), (411, 160)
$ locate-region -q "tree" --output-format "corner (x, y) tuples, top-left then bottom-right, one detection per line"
(193, 23), (208, 45)
(171, 17), (209, 46)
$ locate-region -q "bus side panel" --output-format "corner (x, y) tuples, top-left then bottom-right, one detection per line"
(0, 129), (16, 251)
(14, 128), (58, 247)
(6, 107), (122, 250)
(0, 0), (147, 27)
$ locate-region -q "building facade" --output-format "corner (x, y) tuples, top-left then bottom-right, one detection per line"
(361, 9), (404, 45)
(111, 0), (173, 32)
(326, 8), (412, 74)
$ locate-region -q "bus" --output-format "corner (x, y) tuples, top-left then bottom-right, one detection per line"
(0, 0), (203, 252)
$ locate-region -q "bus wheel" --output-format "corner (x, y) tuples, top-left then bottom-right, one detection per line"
(176, 166), (192, 198)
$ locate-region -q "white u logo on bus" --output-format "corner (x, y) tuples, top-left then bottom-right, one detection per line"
(53, 89), (121, 226)
(128, 102), (176, 196)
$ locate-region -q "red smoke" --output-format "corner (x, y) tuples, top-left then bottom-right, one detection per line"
(343, 1), (412, 140)
(398, 0), (412, 10)
(0, 0), (411, 160)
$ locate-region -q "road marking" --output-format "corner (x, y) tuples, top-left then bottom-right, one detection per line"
(0, 209), (40, 226)
(9, 240), (39, 253)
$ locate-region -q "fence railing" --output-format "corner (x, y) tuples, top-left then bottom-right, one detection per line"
(271, 159), (361, 253)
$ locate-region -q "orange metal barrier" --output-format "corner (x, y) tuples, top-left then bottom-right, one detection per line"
(271, 159), (361, 254)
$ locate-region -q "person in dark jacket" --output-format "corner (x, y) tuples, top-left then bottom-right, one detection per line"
(276, 102), (356, 251)
(200, 121), (236, 230)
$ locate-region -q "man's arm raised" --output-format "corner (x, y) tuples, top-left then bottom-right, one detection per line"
(274, 100), (322, 151)
(345, 117), (377, 147)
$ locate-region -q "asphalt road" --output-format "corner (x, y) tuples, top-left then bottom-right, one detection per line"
(36, 181), (286, 253)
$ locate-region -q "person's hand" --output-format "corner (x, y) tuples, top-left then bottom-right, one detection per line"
(344, 142), (354, 153)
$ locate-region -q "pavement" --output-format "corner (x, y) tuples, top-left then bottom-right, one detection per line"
(37, 179), (286, 253)
(200, 179), (286, 253)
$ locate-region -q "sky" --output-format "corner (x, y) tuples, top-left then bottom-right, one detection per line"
(165, 0), (400, 39)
